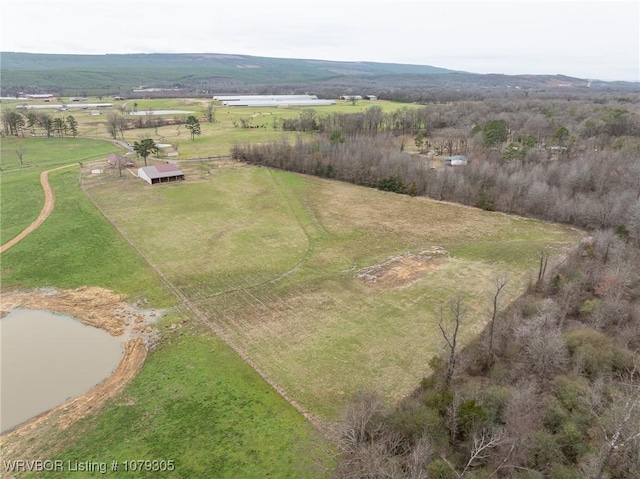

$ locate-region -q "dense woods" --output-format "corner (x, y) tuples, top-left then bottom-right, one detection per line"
(231, 95), (640, 478)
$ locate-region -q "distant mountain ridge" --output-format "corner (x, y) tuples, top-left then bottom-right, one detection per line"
(1, 52), (457, 74)
(0, 52), (456, 92)
(1, 52), (636, 97)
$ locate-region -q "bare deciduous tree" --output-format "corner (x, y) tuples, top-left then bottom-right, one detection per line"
(460, 428), (508, 477)
(594, 373), (640, 479)
(488, 275), (508, 355)
(537, 250), (549, 285)
(516, 311), (568, 378)
(206, 102), (216, 123)
(15, 146), (25, 165)
(403, 433), (433, 479)
(439, 297), (466, 390)
(107, 112), (121, 139)
(339, 390), (385, 451)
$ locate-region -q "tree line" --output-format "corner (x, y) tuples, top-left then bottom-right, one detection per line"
(232, 99), (640, 236)
(1, 109), (78, 138)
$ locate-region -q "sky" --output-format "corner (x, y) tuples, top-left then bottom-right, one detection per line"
(1, 0), (639, 82)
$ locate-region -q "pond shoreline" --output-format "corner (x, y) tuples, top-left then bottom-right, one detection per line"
(0, 287), (154, 438)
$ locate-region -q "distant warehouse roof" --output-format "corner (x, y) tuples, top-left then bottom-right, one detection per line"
(214, 94), (335, 107)
(214, 94), (318, 101)
(138, 164), (185, 184)
(222, 99), (336, 107)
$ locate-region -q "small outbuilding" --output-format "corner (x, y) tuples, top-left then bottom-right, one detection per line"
(444, 155), (469, 166)
(138, 164), (185, 185)
(107, 153), (135, 167)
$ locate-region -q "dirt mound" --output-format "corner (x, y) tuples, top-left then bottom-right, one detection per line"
(357, 247), (449, 289)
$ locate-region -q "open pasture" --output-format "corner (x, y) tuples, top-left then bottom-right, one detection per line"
(0, 137), (118, 244)
(40, 328), (331, 479)
(0, 140), (331, 476)
(1, 97), (420, 157)
(84, 161), (580, 419)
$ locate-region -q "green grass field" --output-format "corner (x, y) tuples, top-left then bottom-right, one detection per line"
(84, 160), (580, 419)
(0, 138), (332, 477)
(34, 326), (330, 479)
(0, 167), (171, 304)
(0, 137), (118, 241)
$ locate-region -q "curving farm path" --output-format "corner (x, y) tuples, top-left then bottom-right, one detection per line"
(0, 164), (75, 254)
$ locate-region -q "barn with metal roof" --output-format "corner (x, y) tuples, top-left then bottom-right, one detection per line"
(138, 164), (185, 184)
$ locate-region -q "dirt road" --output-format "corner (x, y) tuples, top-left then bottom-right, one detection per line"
(0, 164), (75, 254)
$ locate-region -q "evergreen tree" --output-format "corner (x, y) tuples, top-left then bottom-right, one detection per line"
(185, 115), (201, 140)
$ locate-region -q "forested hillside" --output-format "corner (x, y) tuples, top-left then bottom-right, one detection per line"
(0, 52), (454, 96)
(2, 52), (636, 98)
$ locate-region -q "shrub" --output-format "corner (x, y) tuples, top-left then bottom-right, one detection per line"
(549, 463), (583, 479)
(527, 430), (565, 473)
(457, 399), (488, 437)
(565, 328), (634, 379)
(423, 388), (453, 417)
(479, 386), (510, 425)
(378, 174), (405, 193)
(558, 421), (590, 463)
(579, 298), (601, 315)
(550, 375), (591, 415)
(426, 458), (457, 479)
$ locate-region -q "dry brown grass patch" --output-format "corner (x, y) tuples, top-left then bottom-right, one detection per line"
(356, 247), (449, 289)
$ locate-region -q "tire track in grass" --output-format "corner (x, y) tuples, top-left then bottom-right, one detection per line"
(0, 164), (76, 254)
(80, 171), (334, 439)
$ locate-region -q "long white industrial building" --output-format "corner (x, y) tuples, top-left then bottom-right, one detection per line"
(214, 94), (335, 107)
(214, 94), (317, 101)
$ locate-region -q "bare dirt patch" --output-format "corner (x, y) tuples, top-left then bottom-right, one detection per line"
(0, 287), (156, 456)
(356, 247), (449, 289)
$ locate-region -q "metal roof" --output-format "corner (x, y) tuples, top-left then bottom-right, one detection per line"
(139, 164), (184, 179)
(220, 99), (336, 107)
(214, 94), (318, 101)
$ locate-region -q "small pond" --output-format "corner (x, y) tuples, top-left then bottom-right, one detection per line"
(0, 309), (123, 433)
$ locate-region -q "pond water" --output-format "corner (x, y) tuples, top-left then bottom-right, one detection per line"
(0, 309), (123, 433)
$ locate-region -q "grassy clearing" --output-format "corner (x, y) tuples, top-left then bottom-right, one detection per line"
(86, 162), (581, 419)
(32, 326), (330, 479)
(0, 136), (116, 171)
